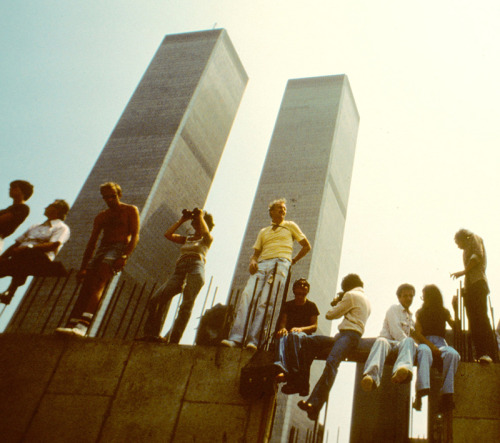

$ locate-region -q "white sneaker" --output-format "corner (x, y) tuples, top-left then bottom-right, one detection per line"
(72, 323), (88, 337)
(478, 355), (493, 365)
(55, 327), (75, 336)
(55, 323), (87, 337)
(221, 339), (237, 348)
(245, 343), (258, 350)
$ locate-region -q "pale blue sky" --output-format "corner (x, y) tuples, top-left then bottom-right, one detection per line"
(2, 1), (500, 440)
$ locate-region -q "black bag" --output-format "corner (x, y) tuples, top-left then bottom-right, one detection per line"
(239, 348), (280, 399)
(195, 303), (234, 346)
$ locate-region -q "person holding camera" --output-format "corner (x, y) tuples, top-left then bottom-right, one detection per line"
(297, 273), (370, 421)
(141, 207), (214, 343)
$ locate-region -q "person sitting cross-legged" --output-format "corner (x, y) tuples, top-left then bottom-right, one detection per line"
(274, 277), (319, 396)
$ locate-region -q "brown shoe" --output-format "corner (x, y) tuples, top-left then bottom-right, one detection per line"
(361, 375), (375, 392)
(391, 367), (412, 384)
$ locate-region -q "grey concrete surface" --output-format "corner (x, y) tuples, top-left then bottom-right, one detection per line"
(0, 333), (273, 443)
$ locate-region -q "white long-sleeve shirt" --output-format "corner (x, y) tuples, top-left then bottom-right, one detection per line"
(326, 287), (371, 335)
(379, 304), (414, 342)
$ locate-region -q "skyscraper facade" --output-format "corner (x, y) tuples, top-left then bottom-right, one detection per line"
(228, 75), (359, 441)
(8, 29), (247, 337)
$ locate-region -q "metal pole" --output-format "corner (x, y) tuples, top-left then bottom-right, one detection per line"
(242, 278), (260, 344)
(210, 286), (219, 308)
(199, 275), (213, 318)
(257, 262), (278, 348)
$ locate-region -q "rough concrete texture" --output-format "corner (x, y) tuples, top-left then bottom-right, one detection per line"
(0, 334), (274, 443)
(350, 362), (411, 443)
(0, 334), (65, 443)
(453, 362), (500, 442)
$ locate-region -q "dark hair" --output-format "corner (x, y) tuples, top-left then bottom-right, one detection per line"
(396, 283), (415, 298)
(341, 274), (363, 292)
(203, 212), (214, 231)
(100, 182), (122, 198)
(421, 284), (444, 310)
(293, 278), (310, 291)
(11, 180), (34, 200)
(454, 229), (472, 244)
(51, 199), (70, 220)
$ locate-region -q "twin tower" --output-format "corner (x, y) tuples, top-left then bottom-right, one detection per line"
(9, 29), (359, 343)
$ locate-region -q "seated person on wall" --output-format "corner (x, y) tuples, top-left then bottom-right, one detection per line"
(412, 284), (460, 412)
(0, 199), (70, 305)
(141, 208), (214, 343)
(361, 283), (417, 392)
(0, 180), (34, 253)
(274, 277), (319, 395)
(297, 273), (371, 421)
(221, 198), (311, 350)
(56, 182), (140, 337)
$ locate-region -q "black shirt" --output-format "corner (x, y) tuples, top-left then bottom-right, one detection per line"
(283, 299), (320, 330)
(0, 203), (29, 239)
(416, 307), (451, 338)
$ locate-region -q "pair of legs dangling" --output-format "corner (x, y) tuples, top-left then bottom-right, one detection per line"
(413, 336), (460, 412)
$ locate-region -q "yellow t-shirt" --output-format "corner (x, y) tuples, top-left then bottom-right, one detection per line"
(253, 221), (306, 261)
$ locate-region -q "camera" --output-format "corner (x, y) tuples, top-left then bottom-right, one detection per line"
(331, 291), (345, 307)
(182, 208), (202, 219)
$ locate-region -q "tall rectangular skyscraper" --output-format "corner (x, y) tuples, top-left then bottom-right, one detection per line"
(231, 75), (358, 334)
(228, 75), (359, 441)
(8, 29), (248, 337)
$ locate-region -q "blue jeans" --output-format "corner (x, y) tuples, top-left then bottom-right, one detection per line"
(363, 336), (417, 387)
(229, 258), (290, 346)
(306, 331), (361, 412)
(416, 336), (460, 394)
(275, 331), (310, 390)
(145, 256), (205, 343)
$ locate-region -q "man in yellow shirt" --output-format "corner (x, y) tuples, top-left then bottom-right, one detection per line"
(222, 198), (311, 349)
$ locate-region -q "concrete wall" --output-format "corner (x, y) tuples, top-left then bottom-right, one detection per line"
(0, 334), (273, 443)
(452, 362), (500, 442)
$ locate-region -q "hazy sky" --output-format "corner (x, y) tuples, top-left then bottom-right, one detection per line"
(2, 1), (499, 440)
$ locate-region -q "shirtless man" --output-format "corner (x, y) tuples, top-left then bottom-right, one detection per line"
(56, 182), (140, 336)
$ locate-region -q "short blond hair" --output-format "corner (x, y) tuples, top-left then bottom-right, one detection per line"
(268, 198), (286, 216)
(100, 182), (122, 198)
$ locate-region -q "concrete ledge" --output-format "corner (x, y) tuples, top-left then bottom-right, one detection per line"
(0, 333), (274, 443)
